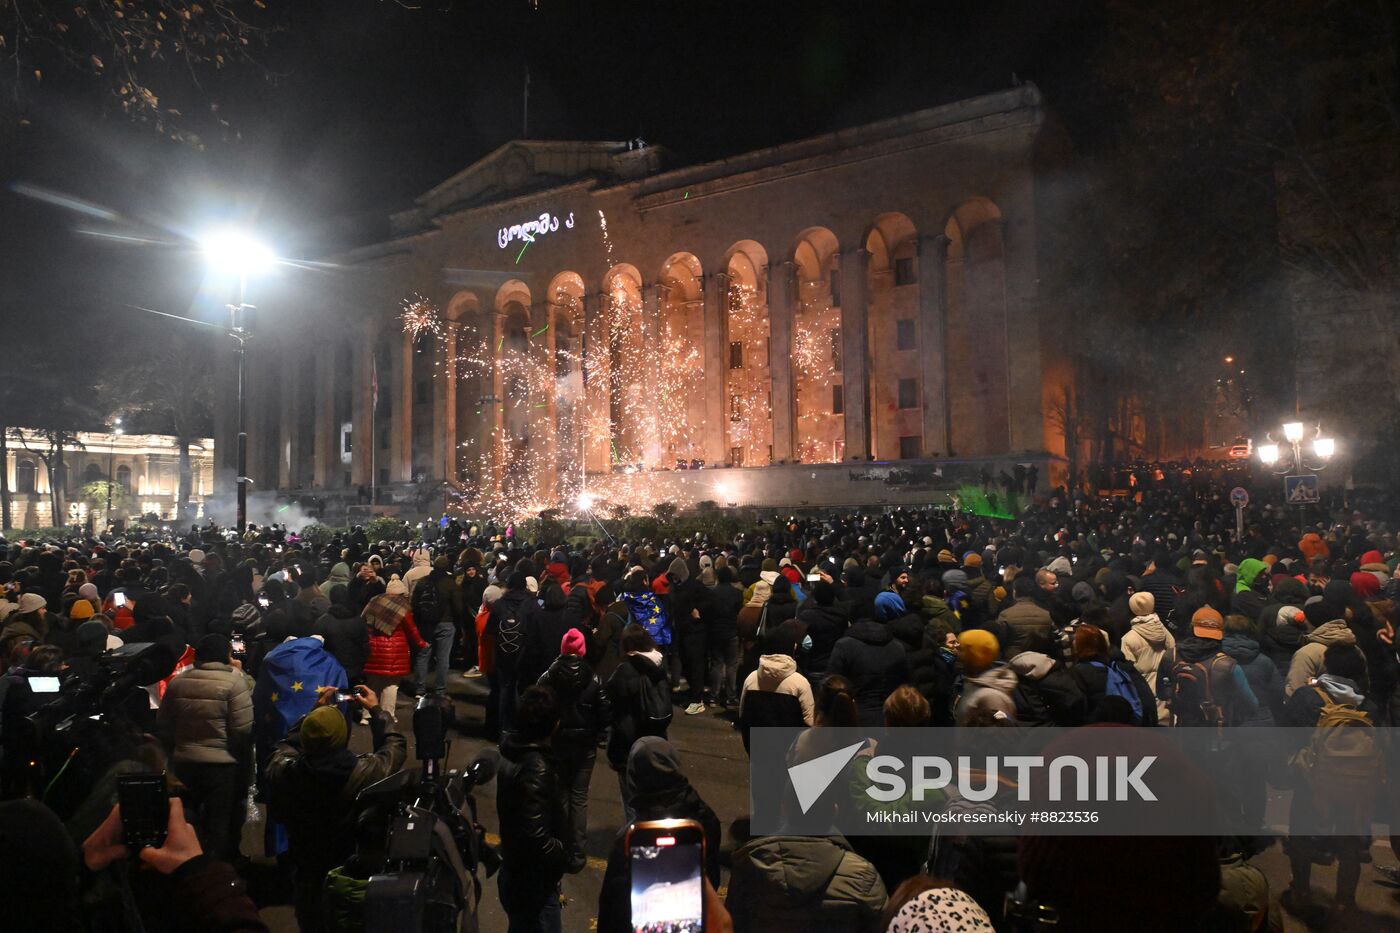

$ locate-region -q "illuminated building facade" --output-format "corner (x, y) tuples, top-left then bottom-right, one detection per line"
(218, 84), (1070, 517)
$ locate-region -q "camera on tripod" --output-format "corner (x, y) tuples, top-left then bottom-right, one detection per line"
(359, 695), (500, 933)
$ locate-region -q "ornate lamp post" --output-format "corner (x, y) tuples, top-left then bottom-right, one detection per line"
(1256, 421), (1335, 475)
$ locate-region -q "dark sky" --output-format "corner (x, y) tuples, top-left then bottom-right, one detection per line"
(0, 0), (1106, 355)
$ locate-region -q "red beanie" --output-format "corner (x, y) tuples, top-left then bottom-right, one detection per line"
(561, 627), (588, 656)
(1350, 572), (1381, 600)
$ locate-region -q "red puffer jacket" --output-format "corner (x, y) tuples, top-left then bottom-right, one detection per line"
(364, 613), (426, 677)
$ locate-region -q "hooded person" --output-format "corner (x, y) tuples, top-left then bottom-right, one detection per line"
(1230, 558), (1270, 622)
(1120, 591), (1175, 723)
(596, 738), (722, 933)
(738, 624), (817, 745)
(315, 583), (369, 685)
(1284, 616), (1361, 696)
(1008, 643), (1088, 727)
(827, 614), (910, 728)
(954, 629), (1018, 724)
(322, 562), (353, 597)
(1257, 577), (1312, 668)
(401, 547), (433, 593)
(538, 628), (611, 874)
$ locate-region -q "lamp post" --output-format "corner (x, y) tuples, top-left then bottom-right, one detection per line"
(106, 418), (122, 529)
(1257, 420), (1335, 523)
(202, 230), (275, 534)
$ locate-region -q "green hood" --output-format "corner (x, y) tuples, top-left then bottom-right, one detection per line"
(1235, 559), (1268, 594)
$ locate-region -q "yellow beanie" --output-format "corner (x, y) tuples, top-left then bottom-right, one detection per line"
(958, 629), (1000, 674)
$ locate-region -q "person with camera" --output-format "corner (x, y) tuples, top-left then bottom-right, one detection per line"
(496, 684), (569, 933)
(156, 633), (254, 862)
(266, 684), (407, 933)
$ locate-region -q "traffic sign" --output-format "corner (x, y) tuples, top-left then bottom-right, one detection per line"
(1229, 486), (1249, 508)
(1285, 475), (1320, 505)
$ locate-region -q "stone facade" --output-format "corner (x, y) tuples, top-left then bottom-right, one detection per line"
(217, 84), (1070, 519)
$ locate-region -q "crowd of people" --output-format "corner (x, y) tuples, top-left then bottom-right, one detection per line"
(0, 471), (1397, 933)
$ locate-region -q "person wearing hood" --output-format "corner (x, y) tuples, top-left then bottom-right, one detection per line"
(739, 574), (798, 691)
(1281, 643), (1379, 913)
(738, 625), (816, 751)
(538, 629), (610, 874)
(597, 737), (723, 933)
(156, 634), (254, 862)
(266, 686), (406, 933)
(360, 575), (426, 724)
(827, 613), (910, 728)
(1230, 558), (1270, 623)
(796, 580), (850, 677)
(322, 561), (352, 598)
(1285, 616), (1360, 696)
(542, 549), (571, 592)
(706, 565), (745, 709)
(495, 685), (569, 933)
(401, 546), (433, 593)
(518, 580), (572, 690)
(315, 584), (369, 686)
(1257, 577), (1311, 669)
(668, 555), (712, 715)
(726, 818), (886, 933)
(840, 565), (882, 625)
(605, 624), (672, 809)
(1120, 591), (1175, 723)
(954, 629), (1018, 724)
(347, 561), (386, 611)
(1008, 634), (1087, 727)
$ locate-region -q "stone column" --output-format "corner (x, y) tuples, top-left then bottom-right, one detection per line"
(530, 301), (557, 501)
(278, 346), (299, 491)
(351, 322), (374, 489)
(313, 348), (335, 489)
(395, 331), (413, 483)
(919, 233), (952, 457)
(769, 261), (796, 463)
(702, 272), (726, 465)
(999, 211), (1043, 454)
(840, 249), (871, 460)
(583, 291), (609, 475)
(441, 316), (458, 489)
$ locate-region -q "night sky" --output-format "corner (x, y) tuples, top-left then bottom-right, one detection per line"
(0, 0), (1105, 358)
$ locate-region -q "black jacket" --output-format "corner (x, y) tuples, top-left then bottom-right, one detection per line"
(826, 620), (909, 727)
(604, 653), (671, 768)
(796, 602), (850, 675)
(519, 586), (572, 688)
(1069, 656), (1159, 726)
(706, 583), (744, 642)
(496, 734), (569, 888)
(486, 588), (536, 674)
(315, 606), (369, 680)
(537, 654), (611, 757)
(671, 578), (712, 637)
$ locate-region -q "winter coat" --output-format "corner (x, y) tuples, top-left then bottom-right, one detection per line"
(671, 577), (712, 637)
(519, 585), (573, 688)
(726, 835), (887, 933)
(1257, 578), (1311, 669)
(316, 605), (370, 680)
(156, 662), (254, 765)
(604, 651), (670, 768)
(1069, 656), (1159, 725)
(363, 612), (426, 678)
(740, 653), (815, 725)
(1121, 613), (1175, 722)
(1008, 651), (1087, 726)
(495, 733), (569, 895)
(955, 664), (1019, 724)
(537, 654), (611, 758)
(706, 582), (744, 642)
(996, 599), (1054, 659)
(826, 620), (910, 727)
(1285, 619), (1358, 696)
(1140, 568), (1183, 627)
(796, 601), (849, 674)
(592, 600), (629, 680)
(887, 613), (956, 722)
(1174, 636), (1260, 726)
(1221, 633), (1285, 726)
(265, 709), (408, 875)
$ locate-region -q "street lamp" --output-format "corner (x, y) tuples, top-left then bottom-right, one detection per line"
(1257, 420), (1335, 475)
(106, 418), (122, 529)
(202, 228), (275, 533)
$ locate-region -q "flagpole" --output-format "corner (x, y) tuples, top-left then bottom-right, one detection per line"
(370, 359), (378, 507)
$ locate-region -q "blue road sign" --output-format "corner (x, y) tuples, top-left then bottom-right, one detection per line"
(1285, 474), (1320, 505)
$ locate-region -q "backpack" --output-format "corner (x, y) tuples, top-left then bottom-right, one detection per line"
(1091, 660), (1145, 724)
(624, 592), (672, 647)
(412, 575), (444, 628)
(1170, 654), (1234, 727)
(1293, 686), (1380, 806)
(634, 663), (673, 732)
(1154, 646), (1176, 703)
(495, 597), (526, 667)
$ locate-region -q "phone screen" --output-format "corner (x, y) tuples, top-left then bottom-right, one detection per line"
(113, 592), (127, 608)
(258, 596), (270, 609)
(29, 675), (61, 693)
(807, 573), (821, 582)
(628, 821), (704, 933)
(230, 636), (247, 655)
(116, 772), (168, 849)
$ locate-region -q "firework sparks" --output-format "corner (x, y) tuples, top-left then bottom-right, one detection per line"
(399, 293), (443, 341)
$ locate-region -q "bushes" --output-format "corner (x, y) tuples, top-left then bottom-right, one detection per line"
(366, 516), (415, 542)
(297, 522), (339, 551)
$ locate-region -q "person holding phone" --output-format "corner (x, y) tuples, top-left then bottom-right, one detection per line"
(496, 685), (570, 933)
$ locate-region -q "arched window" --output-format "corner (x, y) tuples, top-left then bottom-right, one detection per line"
(15, 460), (36, 494)
(116, 465), (132, 495)
(82, 462), (104, 484)
(723, 241), (772, 467)
(792, 228), (843, 464)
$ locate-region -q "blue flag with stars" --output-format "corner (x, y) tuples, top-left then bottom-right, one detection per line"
(623, 591), (672, 646)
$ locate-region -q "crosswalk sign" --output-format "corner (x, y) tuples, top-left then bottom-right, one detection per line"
(1285, 474), (1319, 505)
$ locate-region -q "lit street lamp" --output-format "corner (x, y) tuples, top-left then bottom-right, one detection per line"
(1257, 420), (1335, 475)
(202, 229), (275, 533)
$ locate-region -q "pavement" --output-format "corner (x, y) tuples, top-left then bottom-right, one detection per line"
(246, 671), (1400, 932)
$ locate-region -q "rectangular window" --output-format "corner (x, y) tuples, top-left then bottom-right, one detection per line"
(898, 377), (919, 409)
(896, 319), (916, 351)
(899, 435), (922, 460)
(830, 328), (842, 372)
(829, 267), (842, 308)
(729, 341), (744, 369)
(414, 379), (430, 405)
(894, 257), (916, 286)
(344, 429), (353, 452)
(832, 384), (845, 414)
(730, 446), (744, 467)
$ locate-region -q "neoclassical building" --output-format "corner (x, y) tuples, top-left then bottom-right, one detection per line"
(215, 84), (1070, 518)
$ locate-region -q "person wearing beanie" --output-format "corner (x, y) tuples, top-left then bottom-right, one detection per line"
(155, 631), (253, 861)
(266, 685), (406, 933)
(0, 592), (50, 659)
(954, 629), (1018, 724)
(1284, 614), (1360, 697)
(1121, 590), (1175, 723)
(1168, 607), (1258, 726)
(537, 627), (610, 874)
(826, 608), (910, 728)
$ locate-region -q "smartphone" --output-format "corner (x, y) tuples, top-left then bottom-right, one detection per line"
(29, 675), (61, 693)
(230, 635), (247, 655)
(807, 573), (821, 582)
(336, 691), (355, 703)
(116, 772), (169, 849)
(627, 818), (705, 933)
(258, 595), (270, 609)
(113, 591), (127, 608)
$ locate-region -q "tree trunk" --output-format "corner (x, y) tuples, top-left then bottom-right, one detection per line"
(178, 434), (193, 522)
(0, 426), (10, 531)
(54, 441), (66, 525)
(42, 455), (58, 528)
